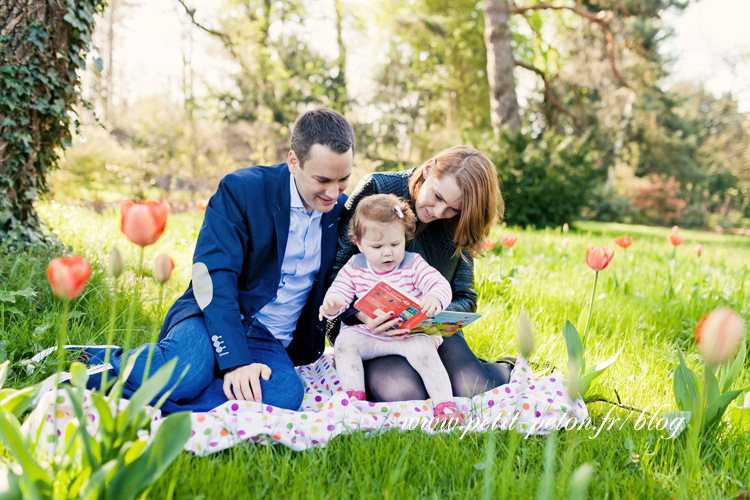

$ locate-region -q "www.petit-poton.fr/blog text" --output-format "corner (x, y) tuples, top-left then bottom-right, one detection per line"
(400, 404), (687, 440)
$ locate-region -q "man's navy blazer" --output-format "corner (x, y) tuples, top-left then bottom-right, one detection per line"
(159, 163), (346, 371)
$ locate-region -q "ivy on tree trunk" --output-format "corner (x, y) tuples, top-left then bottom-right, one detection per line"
(0, 0), (105, 249)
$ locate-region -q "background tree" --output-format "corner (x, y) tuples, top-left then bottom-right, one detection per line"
(0, 0), (105, 248)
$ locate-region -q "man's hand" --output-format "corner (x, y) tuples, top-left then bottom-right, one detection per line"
(355, 310), (409, 340)
(420, 295), (442, 317)
(319, 297), (348, 321)
(223, 363), (272, 402)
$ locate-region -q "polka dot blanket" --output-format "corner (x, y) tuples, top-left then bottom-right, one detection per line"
(24, 354), (588, 455)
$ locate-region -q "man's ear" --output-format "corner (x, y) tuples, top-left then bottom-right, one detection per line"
(288, 151), (299, 173)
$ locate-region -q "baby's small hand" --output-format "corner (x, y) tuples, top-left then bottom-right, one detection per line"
(318, 297), (348, 321)
(420, 295), (442, 317)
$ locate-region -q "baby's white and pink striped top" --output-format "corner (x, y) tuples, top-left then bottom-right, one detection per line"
(325, 252), (452, 311)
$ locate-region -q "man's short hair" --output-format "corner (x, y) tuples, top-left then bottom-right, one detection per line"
(291, 109), (355, 166)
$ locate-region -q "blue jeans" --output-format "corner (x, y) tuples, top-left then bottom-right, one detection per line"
(88, 316), (304, 413)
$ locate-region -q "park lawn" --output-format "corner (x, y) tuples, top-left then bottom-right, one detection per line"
(1, 202), (749, 499)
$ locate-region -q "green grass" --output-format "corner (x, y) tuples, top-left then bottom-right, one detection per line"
(2, 204), (750, 499)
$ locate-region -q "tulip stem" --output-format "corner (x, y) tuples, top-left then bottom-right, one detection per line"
(100, 277), (119, 393)
(582, 271), (599, 349)
(142, 284), (164, 382)
(52, 299), (69, 458)
(118, 247), (145, 395)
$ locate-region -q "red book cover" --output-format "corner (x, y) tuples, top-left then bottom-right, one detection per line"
(353, 281), (428, 331)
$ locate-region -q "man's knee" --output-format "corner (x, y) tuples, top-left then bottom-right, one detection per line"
(261, 367), (304, 410)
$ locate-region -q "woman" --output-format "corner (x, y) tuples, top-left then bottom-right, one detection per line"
(328, 145), (511, 401)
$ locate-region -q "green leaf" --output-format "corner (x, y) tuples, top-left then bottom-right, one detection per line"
(63, 386), (99, 468)
(108, 412), (191, 500)
(579, 350), (621, 397)
(117, 358), (177, 433)
(0, 465), (22, 500)
(566, 463), (594, 500)
(562, 320), (585, 374)
(69, 311), (85, 319)
(0, 386), (37, 418)
(719, 337), (746, 393)
(0, 410), (53, 495)
(704, 364), (721, 407)
(661, 411), (691, 438)
(13, 287), (36, 299)
(0, 292), (15, 304)
(0, 361), (9, 389)
(703, 387), (748, 430)
(673, 349), (700, 413)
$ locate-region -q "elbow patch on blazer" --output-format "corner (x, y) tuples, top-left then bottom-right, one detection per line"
(192, 262), (213, 310)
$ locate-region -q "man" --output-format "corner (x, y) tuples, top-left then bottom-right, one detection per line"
(88, 109), (353, 412)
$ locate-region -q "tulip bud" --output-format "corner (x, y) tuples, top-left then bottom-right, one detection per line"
(120, 200), (169, 247)
(562, 238), (571, 247)
(195, 199), (208, 211)
(562, 223), (569, 233)
(484, 238), (497, 251)
(153, 254), (175, 284)
(695, 307), (745, 365)
(672, 225), (680, 233)
(668, 233), (684, 246)
(47, 256), (91, 300)
(614, 236), (632, 249)
(500, 234), (518, 248)
(585, 245), (615, 271)
(109, 246), (124, 278)
(517, 310), (534, 359)
(694, 244), (703, 257)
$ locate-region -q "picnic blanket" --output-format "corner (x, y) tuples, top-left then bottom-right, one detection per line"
(24, 354), (588, 455)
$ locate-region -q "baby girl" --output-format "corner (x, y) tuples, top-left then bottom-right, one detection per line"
(319, 193), (461, 423)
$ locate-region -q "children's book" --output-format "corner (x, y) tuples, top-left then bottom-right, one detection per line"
(353, 281), (482, 336)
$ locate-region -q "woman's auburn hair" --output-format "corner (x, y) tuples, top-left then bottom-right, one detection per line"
(347, 193), (417, 244)
(408, 145), (504, 257)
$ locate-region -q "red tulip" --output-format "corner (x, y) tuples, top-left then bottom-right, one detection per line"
(562, 238), (571, 247)
(46, 256), (91, 300)
(195, 199), (208, 211)
(694, 244), (703, 257)
(668, 233), (684, 246)
(585, 245), (614, 271)
(500, 234), (518, 248)
(484, 238), (497, 251)
(120, 201), (168, 247)
(614, 236), (632, 249)
(695, 307), (745, 365)
(153, 254), (175, 284)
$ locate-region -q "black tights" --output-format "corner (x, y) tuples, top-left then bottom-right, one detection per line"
(363, 334), (511, 402)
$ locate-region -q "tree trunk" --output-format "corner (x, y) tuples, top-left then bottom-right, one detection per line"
(483, 0), (520, 133)
(0, 0), (102, 247)
(332, 0), (348, 112)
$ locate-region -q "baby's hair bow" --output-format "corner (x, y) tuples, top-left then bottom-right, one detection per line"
(394, 205), (404, 218)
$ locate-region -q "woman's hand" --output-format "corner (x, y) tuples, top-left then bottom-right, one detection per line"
(355, 311), (409, 339)
(420, 295), (442, 317)
(319, 297), (348, 321)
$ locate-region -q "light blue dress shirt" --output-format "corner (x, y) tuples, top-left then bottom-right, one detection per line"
(253, 175), (323, 347)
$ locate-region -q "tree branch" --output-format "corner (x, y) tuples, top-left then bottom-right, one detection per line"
(510, 3), (628, 88)
(175, 0), (240, 60)
(514, 60), (576, 123)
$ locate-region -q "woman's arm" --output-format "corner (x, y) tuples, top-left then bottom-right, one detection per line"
(445, 251), (478, 313)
